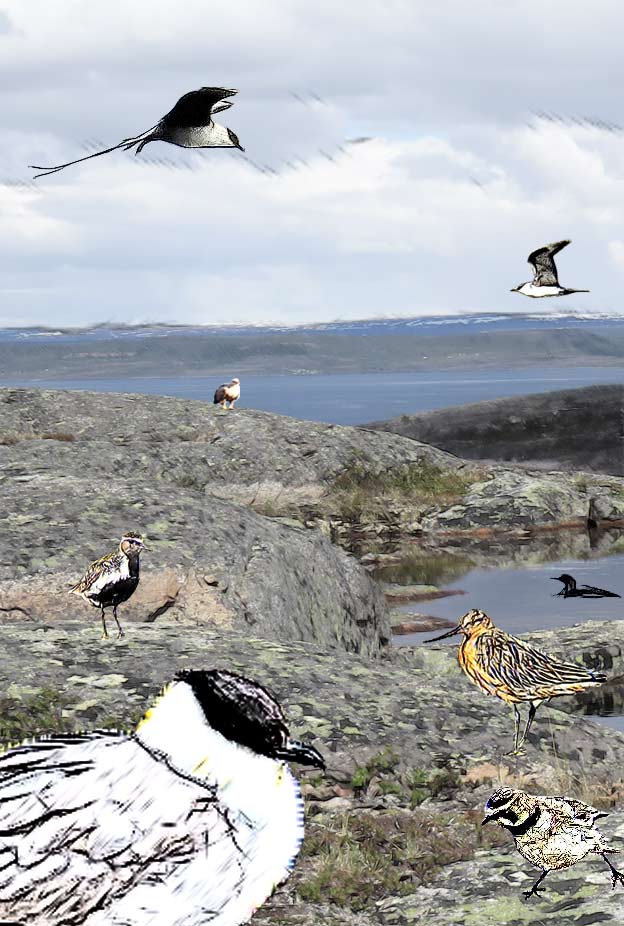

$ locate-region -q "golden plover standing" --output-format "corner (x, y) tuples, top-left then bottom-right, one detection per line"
(71, 531), (145, 639)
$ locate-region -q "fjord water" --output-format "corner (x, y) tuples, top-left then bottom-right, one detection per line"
(2, 363), (623, 424)
(390, 553), (624, 645)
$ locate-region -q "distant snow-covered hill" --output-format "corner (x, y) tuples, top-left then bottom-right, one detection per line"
(2, 311), (624, 343)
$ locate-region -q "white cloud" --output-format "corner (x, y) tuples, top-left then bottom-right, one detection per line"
(1, 0), (624, 325)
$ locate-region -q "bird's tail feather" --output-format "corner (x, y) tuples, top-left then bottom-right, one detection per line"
(30, 124), (159, 179)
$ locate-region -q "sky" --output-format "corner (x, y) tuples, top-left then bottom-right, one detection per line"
(2, 0), (624, 327)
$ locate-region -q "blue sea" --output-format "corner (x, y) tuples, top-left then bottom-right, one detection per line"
(2, 364), (622, 425)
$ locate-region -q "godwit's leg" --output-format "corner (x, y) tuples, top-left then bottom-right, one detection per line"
(512, 703), (521, 753)
(517, 700), (541, 750)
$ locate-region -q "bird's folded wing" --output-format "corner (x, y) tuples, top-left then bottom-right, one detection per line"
(581, 584), (620, 597)
(0, 733), (242, 925)
(541, 796), (607, 826)
(72, 553), (122, 593)
(476, 635), (601, 697)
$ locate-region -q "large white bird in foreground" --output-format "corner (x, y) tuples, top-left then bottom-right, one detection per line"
(0, 669), (324, 925)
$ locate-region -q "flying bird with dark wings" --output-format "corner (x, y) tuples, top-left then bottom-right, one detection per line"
(30, 87), (244, 179)
(511, 239), (589, 298)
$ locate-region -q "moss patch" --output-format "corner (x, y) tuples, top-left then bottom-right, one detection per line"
(294, 809), (507, 912)
(0, 688), (73, 746)
(330, 460), (476, 520)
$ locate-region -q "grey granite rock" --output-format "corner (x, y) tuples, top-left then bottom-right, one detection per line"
(367, 384), (624, 476)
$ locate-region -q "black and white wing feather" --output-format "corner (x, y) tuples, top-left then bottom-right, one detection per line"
(527, 240), (570, 286)
(580, 584), (621, 598)
(0, 733), (259, 925)
(71, 551), (124, 596)
(161, 88), (237, 128)
(541, 796), (609, 827)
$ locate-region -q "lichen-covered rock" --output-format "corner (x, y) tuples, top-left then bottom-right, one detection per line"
(0, 620), (623, 925)
(424, 468), (624, 532)
(0, 475), (387, 654)
(375, 823), (624, 926)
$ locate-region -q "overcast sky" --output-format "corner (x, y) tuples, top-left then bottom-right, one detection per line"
(2, 0), (624, 327)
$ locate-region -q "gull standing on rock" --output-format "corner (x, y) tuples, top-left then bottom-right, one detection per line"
(511, 240), (589, 297)
(214, 378), (241, 409)
(0, 668), (325, 925)
(30, 87), (244, 179)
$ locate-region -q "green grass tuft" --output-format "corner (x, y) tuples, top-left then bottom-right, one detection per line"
(295, 809), (507, 911)
(330, 460), (476, 520)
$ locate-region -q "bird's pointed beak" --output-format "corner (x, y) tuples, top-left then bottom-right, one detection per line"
(237, 143), (245, 152)
(274, 740), (326, 770)
(424, 625), (462, 643)
(481, 814), (492, 826)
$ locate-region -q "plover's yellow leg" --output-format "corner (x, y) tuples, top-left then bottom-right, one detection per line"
(100, 608), (109, 641)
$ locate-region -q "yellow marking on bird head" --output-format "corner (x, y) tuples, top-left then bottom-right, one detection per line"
(135, 681), (173, 732)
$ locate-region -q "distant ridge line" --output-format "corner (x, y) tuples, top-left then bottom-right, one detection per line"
(2, 311), (624, 342)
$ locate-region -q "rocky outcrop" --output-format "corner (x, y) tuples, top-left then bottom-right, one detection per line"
(1, 618), (623, 793)
(367, 384), (624, 475)
(3, 388), (624, 546)
(0, 431), (388, 654)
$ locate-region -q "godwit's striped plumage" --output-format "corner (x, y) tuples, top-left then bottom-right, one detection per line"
(426, 608), (607, 751)
(71, 531), (145, 639)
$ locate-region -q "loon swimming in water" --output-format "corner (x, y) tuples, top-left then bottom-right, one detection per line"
(551, 574), (620, 599)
